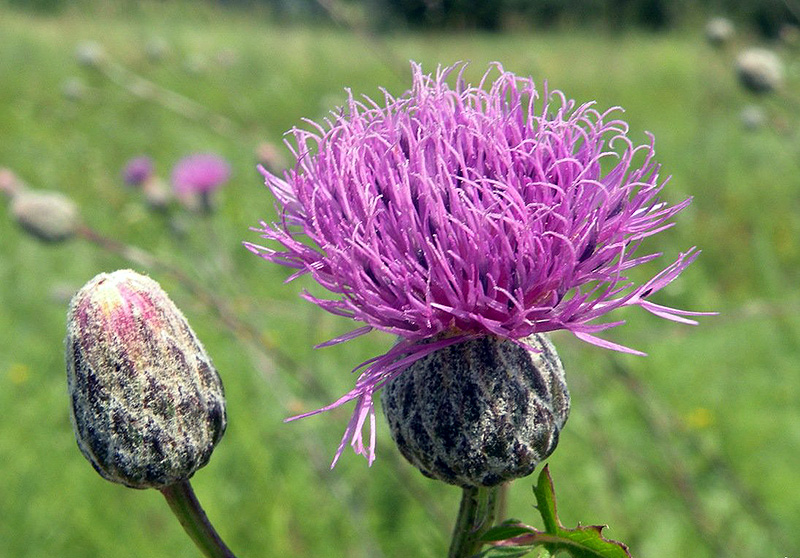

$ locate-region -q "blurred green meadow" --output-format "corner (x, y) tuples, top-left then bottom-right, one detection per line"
(1, 2), (798, 557)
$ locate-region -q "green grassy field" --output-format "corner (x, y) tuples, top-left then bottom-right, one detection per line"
(1, 3), (798, 557)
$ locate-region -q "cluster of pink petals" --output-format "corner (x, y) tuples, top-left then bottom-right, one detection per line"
(171, 153), (231, 195)
(246, 62), (707, 465)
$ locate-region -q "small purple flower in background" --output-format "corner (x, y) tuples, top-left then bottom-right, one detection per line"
(171, 153), (230, 212)
(122, 156), (155, 187)
(246, 62), (707, 466)
(121, 156), (171, 211)
(172, 153), (230, 195)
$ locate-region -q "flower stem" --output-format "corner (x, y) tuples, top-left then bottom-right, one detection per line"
(160, 480), (238, 558)
(447, 485), (499, 558)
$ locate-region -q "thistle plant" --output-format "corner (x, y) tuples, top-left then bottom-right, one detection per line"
(247, 62), (709, 556)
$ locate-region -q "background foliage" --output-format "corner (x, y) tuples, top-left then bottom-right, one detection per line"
(0, 1), (798, 557)
(4, 0), (798, 33)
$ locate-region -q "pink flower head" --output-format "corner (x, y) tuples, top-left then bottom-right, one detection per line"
(122, 156), (154, 187)
(246, 62), (708, 466)
(171, 153), (230, 195)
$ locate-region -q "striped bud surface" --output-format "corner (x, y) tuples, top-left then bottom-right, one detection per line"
(381, 334), (569, 488)
(65, 270), (226, 489)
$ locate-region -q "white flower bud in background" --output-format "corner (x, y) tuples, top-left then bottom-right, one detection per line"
(143, 177), (172, 211)
(184, 54), (207, 75)
(145, 37), (169, 63)
(705, 17), (734, 47)
(61, 77), (89, 101)
(740, 104), (767, 130)
(736, 48), (784, 93)
(75, 41), (106, 68)
(382, 334), (569, 488)
(11, 189), (80, 242)
(66, 270), (226, 489)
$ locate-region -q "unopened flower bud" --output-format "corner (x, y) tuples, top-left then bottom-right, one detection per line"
(143, 177), (172, 211)
(122, 156), (155, 187)
(381, 334), (569, 488)
(76, 41), (106, 68)
(145, 37), (169, 63)
(61, 77), (88, 101)
(65, 270), (226, 489)
(705, 17), (734, 46)
(736, 48), (784, 94)
(740, 104), (767, 130)
(11, 190), (80, 242)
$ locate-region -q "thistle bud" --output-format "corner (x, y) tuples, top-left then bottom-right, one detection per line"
(65, 270), (226, 489)
(735, 48), (784, 94)
(142, 177), (171, 211)
(75, 41), (106, 68)
(11, 190), (80, 243)
(145, 37), (169, 63)
(381, 334), (569, 488)
(705, 17), (734, 47)
(122, 156), (155, 188)
(61, 77), (88, 102)
(740, 104), (767, 130)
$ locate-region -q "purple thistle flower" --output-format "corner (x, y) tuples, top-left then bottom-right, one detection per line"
(171, 153), (231, 196)
(246, 62), (708, 466)
(122, 156), (154, 187)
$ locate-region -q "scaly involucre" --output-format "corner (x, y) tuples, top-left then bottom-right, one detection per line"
(246, 62), (704, 465)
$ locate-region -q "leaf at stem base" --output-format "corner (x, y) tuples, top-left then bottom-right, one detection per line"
(479, 465), (632, 558)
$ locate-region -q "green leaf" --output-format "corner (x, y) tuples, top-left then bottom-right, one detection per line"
(481, 521), (537, 542)
(478, 547), (536, 558)
(480, 466), (633, 558)
(531, 465), (632, 558)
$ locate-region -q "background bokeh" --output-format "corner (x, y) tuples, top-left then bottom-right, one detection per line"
(1, 1), (798, 557)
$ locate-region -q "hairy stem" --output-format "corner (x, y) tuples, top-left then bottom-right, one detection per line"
(448, 485), (499, 558)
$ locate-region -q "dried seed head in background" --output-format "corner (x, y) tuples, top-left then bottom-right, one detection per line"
(11, 190), (80, 243)
(736, 48), (784, 94)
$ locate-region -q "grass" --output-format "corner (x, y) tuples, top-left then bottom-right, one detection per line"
(1, 2), (799, 557)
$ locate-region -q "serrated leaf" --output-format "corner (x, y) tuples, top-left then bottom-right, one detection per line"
(530, 465), (633, 558)
(482, 466), (633, 558)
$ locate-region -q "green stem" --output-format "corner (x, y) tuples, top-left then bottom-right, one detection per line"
(448, 485), (499, 558)
(161, 480), (238, 558)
